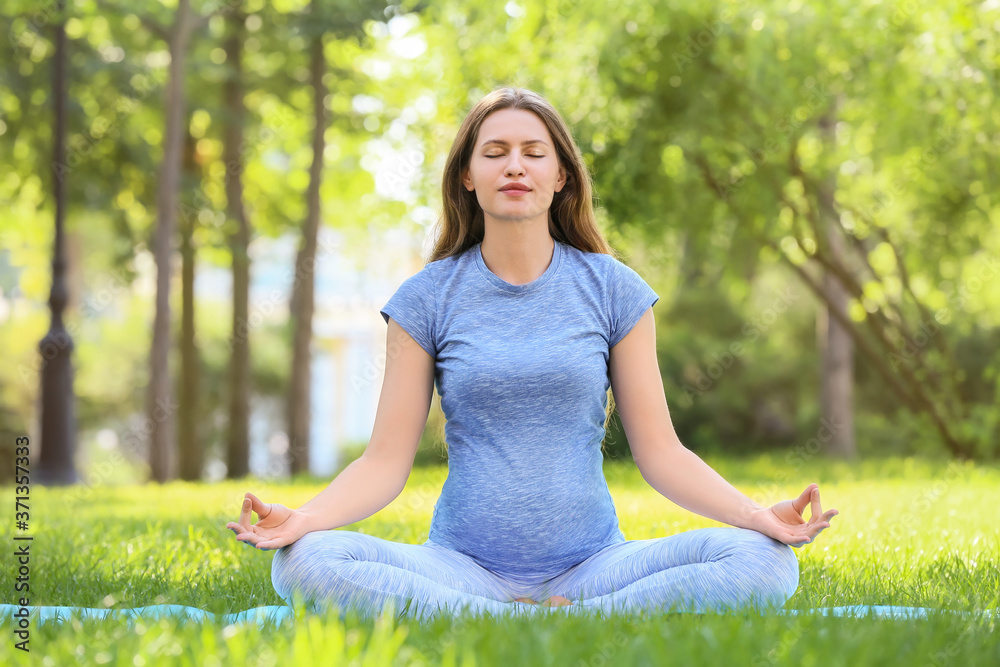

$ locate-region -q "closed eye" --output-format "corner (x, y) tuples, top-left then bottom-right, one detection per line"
(485, 155), (545, 158)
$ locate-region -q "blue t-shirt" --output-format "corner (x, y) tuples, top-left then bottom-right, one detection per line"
(379, 238), (660, 579)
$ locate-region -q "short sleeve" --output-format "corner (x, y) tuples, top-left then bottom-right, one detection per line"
(380, 267), (437, 358)
(606, 257), (660, 349)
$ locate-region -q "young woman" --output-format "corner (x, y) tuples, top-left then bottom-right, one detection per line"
(227, 86), (838, 620)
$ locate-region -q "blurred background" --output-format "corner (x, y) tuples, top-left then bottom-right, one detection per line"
(1, 0), (997, 487)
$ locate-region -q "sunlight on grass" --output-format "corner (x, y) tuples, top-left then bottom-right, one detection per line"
(1, 454), (998, 665)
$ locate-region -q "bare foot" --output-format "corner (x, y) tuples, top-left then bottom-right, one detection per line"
(541, 595), (573, 607)
(514, 597), (538, 604)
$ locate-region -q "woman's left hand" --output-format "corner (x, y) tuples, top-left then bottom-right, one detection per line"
(746, 483), (838, 548)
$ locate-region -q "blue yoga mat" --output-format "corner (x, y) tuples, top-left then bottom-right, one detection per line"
(1, 604), (995, 627)
(0, 604), (296, 627)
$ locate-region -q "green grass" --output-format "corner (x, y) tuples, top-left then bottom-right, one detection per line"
(2, 453), (998, 665)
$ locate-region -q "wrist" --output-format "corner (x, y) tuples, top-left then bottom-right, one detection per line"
(297, 507), (324, 533)
(731, 499), (765, 529)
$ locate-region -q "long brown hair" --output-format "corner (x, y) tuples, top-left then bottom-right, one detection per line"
(426, 86), (628, 452)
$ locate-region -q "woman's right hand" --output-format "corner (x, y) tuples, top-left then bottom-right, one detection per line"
(226, 492), (313, 551)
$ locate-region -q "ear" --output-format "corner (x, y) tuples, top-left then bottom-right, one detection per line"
(462, 167), (474, 191)
(555, 165), (567, 192)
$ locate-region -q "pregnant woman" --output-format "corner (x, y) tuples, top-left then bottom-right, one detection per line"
(226, 85), (838, 621)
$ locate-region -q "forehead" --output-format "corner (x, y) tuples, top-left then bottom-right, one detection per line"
(476, 108), (552, 146)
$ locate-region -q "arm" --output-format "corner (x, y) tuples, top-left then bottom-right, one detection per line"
(608, 308), (837, 545)
(296, 453), (412, 533)
(299, 317), (436, 532)
(228, 317), (436, 549)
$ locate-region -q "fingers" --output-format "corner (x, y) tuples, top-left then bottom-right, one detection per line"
(809, 486), (823, 523)
(784, 532), (810, 548)
(238, 496), (253, 529)
(791, 483), (817, 514)
(234, 492), (271, 530)
(803, 515), (835, 542)
(228, 494), (280, 551)
(228, 495), (258, 540)
(785, 508), (837, 547)
(245, 492), (273, 521)
(235, 531), (278, 551)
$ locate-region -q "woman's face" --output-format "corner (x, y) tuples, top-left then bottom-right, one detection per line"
(462, 108), (567, 227)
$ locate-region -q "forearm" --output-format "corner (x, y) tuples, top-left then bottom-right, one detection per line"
(297, 453), (409, 533)
(637, 444), (763, 528)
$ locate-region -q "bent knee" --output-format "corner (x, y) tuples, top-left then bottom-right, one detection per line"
(736, 528), (799, 602)
(271, 531), (356, 601)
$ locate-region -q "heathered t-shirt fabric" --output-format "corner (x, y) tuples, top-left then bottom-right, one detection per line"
(379, 239), (660, 580)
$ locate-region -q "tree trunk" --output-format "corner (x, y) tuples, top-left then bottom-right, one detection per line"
(148, 0), (194, 483)
(178, 119), (202, 481)
(816, 98), (856, 458)
(225, 5), (251, 479)
(37, 0), (78, 485)
(287, 3), (326, 476)
(691, 131), (974, 460)
(818, 235), (856, 458)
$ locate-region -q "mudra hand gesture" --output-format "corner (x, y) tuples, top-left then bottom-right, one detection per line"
(746, 483), (839, 548)
(226, 492), (312, 551)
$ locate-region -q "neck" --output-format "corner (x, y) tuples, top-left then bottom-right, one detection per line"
(480, 219), (555, 286)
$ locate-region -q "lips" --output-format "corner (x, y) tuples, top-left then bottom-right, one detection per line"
(500, 183), (531, 192)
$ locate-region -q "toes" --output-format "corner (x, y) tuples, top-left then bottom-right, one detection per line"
(542, 595), (572, 607)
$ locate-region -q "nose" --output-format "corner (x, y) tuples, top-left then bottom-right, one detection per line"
(505, 152), (525, 177)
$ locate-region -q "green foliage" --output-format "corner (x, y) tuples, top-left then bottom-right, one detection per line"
(1, 0), (998, 465)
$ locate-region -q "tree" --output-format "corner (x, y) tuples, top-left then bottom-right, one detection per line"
(286, 0), (399, 474)
(178, 114), (203, 481)
(575, 0), (998, 458)
(223, 2), (252, 479)
(133, 0), (197, 482)
(816, 97), (856, 458)
(286, 0), (327, 475)
(95, 0), (222, 481)
(36, 0), (79, 485)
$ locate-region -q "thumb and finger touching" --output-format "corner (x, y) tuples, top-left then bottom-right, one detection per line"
(791, 483), (817, 514)
(227, 492), (277, 540)
(767, 483), (840, 547)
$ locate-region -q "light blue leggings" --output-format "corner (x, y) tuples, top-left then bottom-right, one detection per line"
(270, 526), (799, 621)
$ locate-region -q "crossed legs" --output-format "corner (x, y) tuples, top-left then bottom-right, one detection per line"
(539, 526), (799, 615)
(270, 526), (798, 621)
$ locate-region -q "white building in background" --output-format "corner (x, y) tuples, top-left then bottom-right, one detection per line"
(197, 224), (427, 479)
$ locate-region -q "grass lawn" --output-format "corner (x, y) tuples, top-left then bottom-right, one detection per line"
(1, 453), (998, 665)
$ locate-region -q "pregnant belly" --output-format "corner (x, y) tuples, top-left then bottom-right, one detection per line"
(430, 482), (617, 574)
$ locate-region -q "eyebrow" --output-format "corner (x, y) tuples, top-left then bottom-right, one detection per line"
(479, 139), (550, 148)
